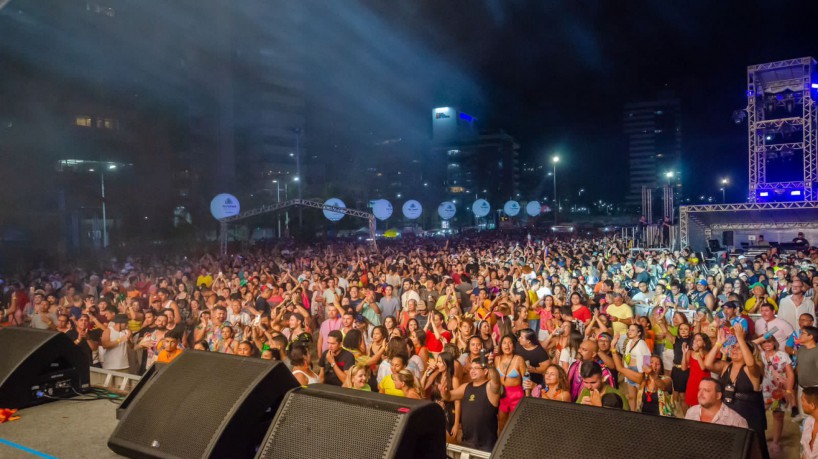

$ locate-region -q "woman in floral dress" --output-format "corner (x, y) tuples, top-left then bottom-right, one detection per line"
(759, 336), (795, 454)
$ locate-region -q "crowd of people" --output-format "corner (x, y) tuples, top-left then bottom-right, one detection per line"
(1, 230), (818, 457)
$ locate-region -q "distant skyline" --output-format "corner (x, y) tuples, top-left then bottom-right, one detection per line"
(367, 0), (817, 202)
(2, 0), (817, 206)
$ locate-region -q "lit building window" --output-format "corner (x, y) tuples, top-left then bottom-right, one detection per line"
(75, 116), (93, 127)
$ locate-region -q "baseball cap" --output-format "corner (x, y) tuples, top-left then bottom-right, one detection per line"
(698, 280), (708, 286)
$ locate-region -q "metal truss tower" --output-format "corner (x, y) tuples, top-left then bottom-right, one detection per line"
(747, 57), (817, 202)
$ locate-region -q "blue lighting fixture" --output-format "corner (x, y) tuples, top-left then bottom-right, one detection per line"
(759, 192), (769, 197)
(746, 90), (754, 97)
(459, 112), (475, 122)
(812, 83), (818, 89)
(791, 190), (802, 196)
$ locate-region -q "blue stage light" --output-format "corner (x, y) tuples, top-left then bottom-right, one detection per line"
(759, 192), (769, 197)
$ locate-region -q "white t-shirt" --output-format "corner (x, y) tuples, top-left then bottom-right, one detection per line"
(559, 347), (577, 367)
(624, 339), (651, 372)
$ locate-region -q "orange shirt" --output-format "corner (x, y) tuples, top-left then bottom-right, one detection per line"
(156, 348), (183, 363)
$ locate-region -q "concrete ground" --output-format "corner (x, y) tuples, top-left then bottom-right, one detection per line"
(0, 395), (805, 458)
(767, 411), (802, 459)
(0, 398), (120, 459)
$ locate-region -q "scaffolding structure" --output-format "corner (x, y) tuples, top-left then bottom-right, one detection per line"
(218, 199), (377, 255)
(679, 200), (818, 250)
(746, 57), (817, 201)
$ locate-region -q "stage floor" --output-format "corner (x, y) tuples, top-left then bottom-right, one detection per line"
(0, 398), (120, 459)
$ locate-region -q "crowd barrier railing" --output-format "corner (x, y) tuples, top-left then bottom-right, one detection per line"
(445, 443), (491, 459)
(90, 367), (142, 393)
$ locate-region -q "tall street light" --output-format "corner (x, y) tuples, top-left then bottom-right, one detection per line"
(721, 178), (729, 203)
(552, 155), (560, 224)
(293, 128), (303, 229)
(57, 159), (130, 249)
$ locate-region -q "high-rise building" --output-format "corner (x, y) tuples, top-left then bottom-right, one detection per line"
(432, 107), (520, 225)
(623, 91), (683, 208)
(0, 1), (307, 256)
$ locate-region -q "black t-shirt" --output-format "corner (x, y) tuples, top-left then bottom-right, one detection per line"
(318, 349), (356, 386)
(514, 343), (550, 386)
(65, 329), (92, 366)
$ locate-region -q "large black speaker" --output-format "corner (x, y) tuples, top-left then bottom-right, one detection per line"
(0, 328), (90, 409)
(256, 384), (447, 459)
(723, 231), (735, 247)
(491, 398), (760, 459)
(708, 238), (722, 253)
(108, 351), (299, 459)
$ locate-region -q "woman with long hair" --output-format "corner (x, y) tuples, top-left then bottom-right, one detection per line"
(458, 336), (484, 385)
(568, 292), (592, 326)
(394, 369), (423, 399)
(613, 353), (674, 416)
(410, 328), (431, 370)
(453, 318), (474, 356)
(682, 332), (712, 412)
(554, 324), (583, 372)
(706, 325), (768, 458)
(618, 323), (651, 411)
(758, 336), (795, 454)
(383, 315), (397, 337)
(495, 334), (527, 433)
(584, 310), (610, 339)
(289, 343), (319, 386)
(536, 295), (557, 342)
(523, 364), (571, 402)
(421, 351), (461, 441)
(378, 353), (409, 396)
(476, 319), (495, 354)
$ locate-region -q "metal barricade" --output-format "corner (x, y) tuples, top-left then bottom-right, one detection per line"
(446, 444), (491, 459)
(90, 367), (142, 393)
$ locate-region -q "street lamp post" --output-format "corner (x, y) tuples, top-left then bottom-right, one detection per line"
(721, 178), (729, 203)
(552, 156), (560, 224)
(293, 128), (303, 229)
(273, 180), (282, 238)
(100, 169), (108, 248)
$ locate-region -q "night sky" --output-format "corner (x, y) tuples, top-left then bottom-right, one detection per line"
(2, 0), (818, 207)
(367, 0), (818, 201)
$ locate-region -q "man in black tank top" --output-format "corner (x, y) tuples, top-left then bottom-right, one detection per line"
(440, 354), (501, 452)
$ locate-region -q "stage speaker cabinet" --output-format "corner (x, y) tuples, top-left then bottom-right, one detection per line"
(708, 238), (722, 253)
(0, 328), (90, 409)
(256, 384), (447, 459)
(723, 230), (735, 247)
(108, 351), (300, 459)
(491, 398), (761, 459)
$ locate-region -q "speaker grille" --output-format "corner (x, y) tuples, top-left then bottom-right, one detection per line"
(0, 329), (53, 383)
(494, 399), (751, 459)
(258, 392), (403, 459)
(115, 354), (273, 458)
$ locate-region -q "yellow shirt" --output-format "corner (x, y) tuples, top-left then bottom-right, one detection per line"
(744, 297), (777, 313)
(606, 303), (633, 336)
(527, 290), (540, 320)
(379, 374), (405, 396)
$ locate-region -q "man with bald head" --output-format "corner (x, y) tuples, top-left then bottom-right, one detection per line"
(567, 339), (614, 401)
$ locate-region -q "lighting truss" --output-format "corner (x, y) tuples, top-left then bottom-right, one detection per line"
(680, 201), (818, 248)
(746, 57), (817, 201)
(218, 198), (377, 254)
